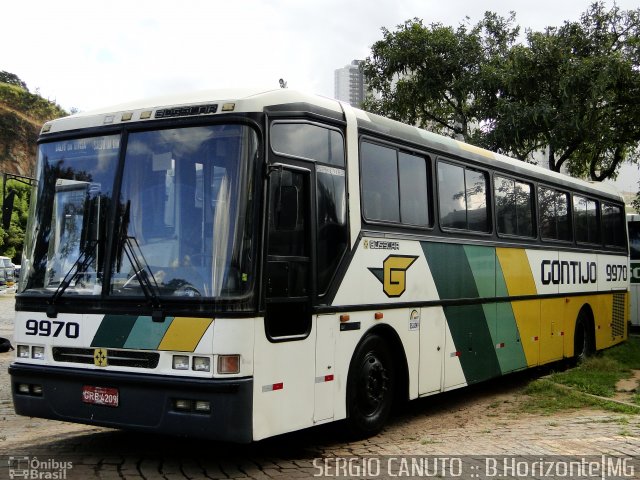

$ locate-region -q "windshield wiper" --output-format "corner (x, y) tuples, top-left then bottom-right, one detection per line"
(47, 240), (98, 318)
(116, 201), (165, 322)
(120, 235), (164, 321)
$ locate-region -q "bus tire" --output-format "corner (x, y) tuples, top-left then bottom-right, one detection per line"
(346, 334), (395, 437)
(573, 311), (594, 362)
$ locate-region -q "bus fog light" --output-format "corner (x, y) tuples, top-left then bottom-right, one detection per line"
(172, 355), (189, 370)
(32, 385), (43, 395)
(174, 399), (192, 411)
(192, 356), (211, 372)
(32, 346), (45, 360)
(194, 400), (210, 413)
(17, 345), (29, 358)
(17, 383), (30, 394)
(217, 355), (240, 374)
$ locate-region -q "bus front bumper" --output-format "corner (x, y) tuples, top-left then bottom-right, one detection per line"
(9, 362), (253, 443)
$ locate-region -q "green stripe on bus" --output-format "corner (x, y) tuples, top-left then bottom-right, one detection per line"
(464, 245), (496, 298)
(495, 257), (509, 297)
(422, 243), (479, 299)
(493, 260), (528, 372)
(424, 242), (527, 379)
(91, 314), (138, 348)
(123, 315), (173, 350)
(494, 303), (528, 373)
(444, 304), (502, 384)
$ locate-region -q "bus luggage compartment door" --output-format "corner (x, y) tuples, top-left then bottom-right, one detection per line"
(314, 314), (337, 422)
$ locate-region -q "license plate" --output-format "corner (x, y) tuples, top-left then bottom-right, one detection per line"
(82, 386), (119, 407)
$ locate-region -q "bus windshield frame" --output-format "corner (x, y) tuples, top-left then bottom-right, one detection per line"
(20, 122), (260, 311)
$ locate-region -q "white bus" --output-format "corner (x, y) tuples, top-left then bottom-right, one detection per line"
(627, 214), (640, 327)
(10, 89), (628, 442)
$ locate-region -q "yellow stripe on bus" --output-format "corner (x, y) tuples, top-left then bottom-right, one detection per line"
(496, 248), (537, 296)
(158, 317), (213, 352)
(511, 299), (541, 367)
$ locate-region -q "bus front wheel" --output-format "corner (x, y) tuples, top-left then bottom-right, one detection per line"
(346, 334), (395, 437)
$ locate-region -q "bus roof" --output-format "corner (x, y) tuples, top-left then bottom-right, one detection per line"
(41, 88), (623, 202)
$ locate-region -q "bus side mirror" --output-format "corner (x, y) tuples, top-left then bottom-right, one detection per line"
(2, 191), (15, 230)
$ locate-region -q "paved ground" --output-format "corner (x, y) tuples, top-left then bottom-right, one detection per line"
(0, 294), (638, 479)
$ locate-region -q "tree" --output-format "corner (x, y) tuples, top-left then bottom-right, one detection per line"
(362, 12), (519, 143)
(487, 2), (640, 179)
(0, 71), (27, 90)
(0, 179), (31, 262)
(362, 2), (640, 182)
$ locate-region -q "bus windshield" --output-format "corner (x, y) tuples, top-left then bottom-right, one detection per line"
(21, 124), (258, 300)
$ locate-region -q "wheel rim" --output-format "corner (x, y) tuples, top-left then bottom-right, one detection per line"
(358, 352), (390, 416)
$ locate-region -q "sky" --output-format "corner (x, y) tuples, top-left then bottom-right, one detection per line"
(2, 0), (639, 190)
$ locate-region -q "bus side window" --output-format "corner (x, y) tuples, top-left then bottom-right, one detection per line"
(317, 166), (348, 296)
(629, 221), (640, 260)
(438, 161), (489, 232)
(539, 187), (571, 242)
(602, 203), (625, 247)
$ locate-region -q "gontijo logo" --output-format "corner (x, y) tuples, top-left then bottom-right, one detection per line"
(369, 255), (418, 298)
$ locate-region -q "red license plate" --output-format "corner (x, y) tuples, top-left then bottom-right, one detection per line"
(82, 386), (119, 407)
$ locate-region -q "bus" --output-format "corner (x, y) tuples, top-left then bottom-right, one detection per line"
(627, 214), (640, 327)
(10, 89), (628, 442)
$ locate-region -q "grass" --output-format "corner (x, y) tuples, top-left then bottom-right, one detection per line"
(547, 357), (622, 396)
(420, 438), (441, 445)
(519, 336), (640, 415)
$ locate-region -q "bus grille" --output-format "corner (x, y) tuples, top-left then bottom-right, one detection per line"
(52, 347), (160, 369)
(611, 293), (626, 338)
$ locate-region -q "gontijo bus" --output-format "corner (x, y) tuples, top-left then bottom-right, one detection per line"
(10, 89), (628, 442)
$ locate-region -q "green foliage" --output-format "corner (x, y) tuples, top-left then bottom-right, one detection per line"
(0, 71), (27, 90)
(0, 71), (65, 263)
(489, 2), (640, 179)
(549, 338), (640, 396)
(601, 336), (640, 368)
(548, 357), (622, 396)
(363, 2), (640, 181)
(521, 337), (640, 414)
(362, 12), (519, 143)
(0, 179), (32, 262)
(521, 379), (638, 414)
(0, 82), (67, 122)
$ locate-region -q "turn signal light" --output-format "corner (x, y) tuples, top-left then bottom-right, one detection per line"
(217, 354), (240, 374)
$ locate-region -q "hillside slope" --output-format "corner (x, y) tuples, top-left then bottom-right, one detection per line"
(0, 82), (67, 177)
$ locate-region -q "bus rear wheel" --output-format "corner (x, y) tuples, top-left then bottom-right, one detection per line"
(573, 312), (594, 362)
(346, 334), (395, 437)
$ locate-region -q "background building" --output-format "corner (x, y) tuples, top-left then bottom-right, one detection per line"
(334, 60), (366, 107)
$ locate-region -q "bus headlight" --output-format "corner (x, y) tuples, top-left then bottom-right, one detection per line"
(17, 345), (29, 359)
(192, 356), (211, 372)
(31, 346), (45, 360)
(172, 355), (189, 370)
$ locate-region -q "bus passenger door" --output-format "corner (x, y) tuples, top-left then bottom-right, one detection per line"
(264, 165), (312, 336)
(254, 165), (316, 439)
